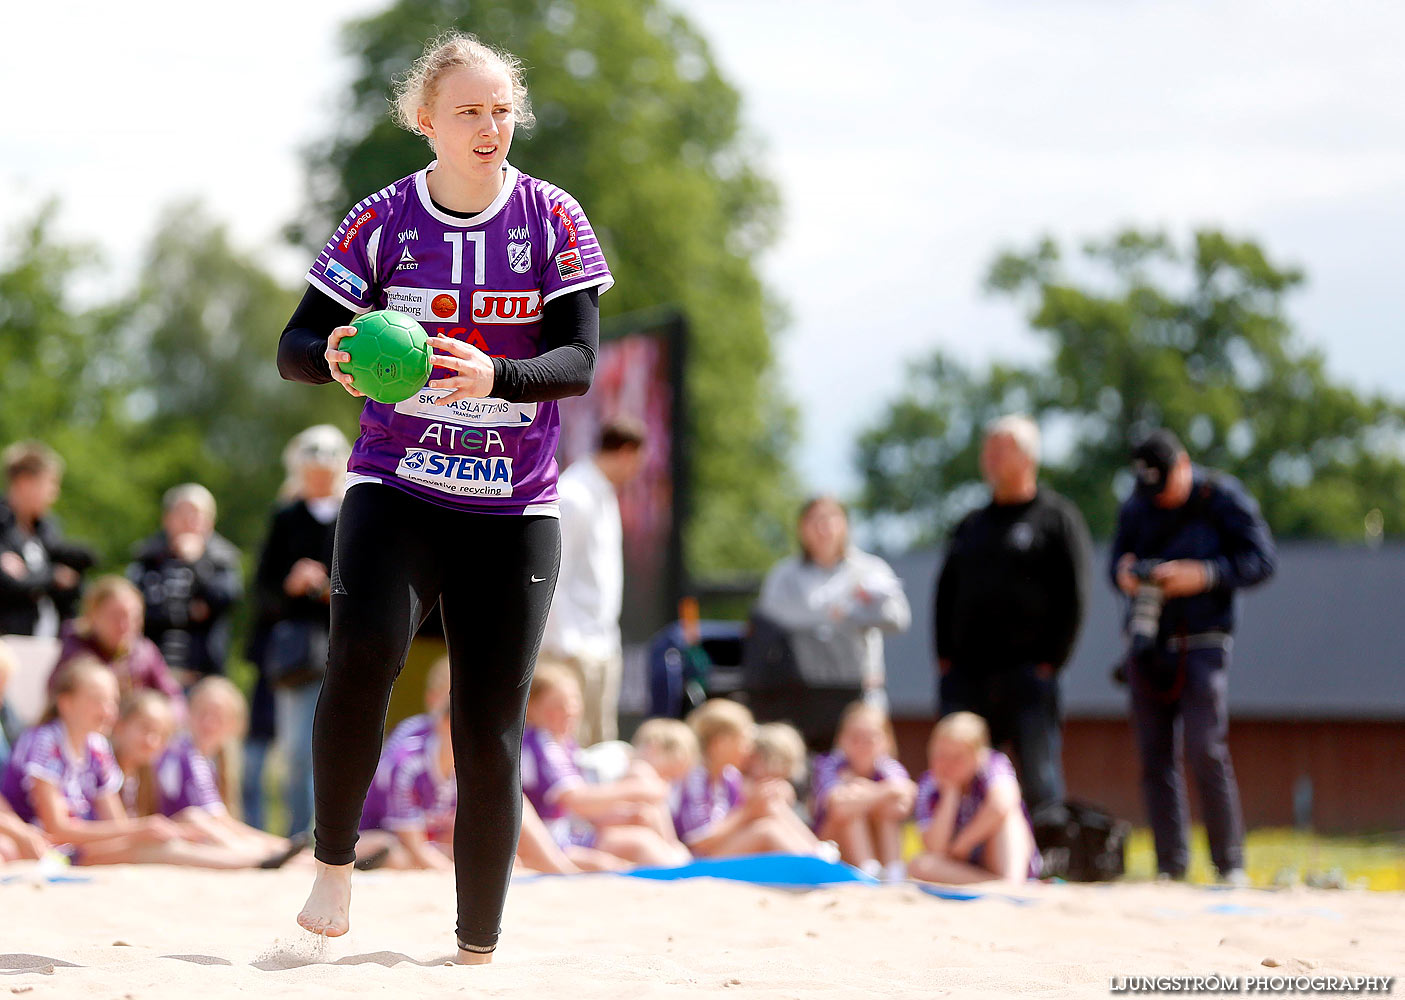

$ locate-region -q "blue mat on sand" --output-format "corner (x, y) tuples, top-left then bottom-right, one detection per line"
(623, 853), (877, 888)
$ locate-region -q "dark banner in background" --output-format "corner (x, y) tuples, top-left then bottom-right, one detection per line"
(557, 310), (688, 649)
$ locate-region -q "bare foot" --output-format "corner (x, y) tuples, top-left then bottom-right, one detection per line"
(455, 947), (493, 966)
(297, 860), (353, 937)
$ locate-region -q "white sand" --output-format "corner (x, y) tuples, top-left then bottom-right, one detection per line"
(0, 864), (1400, 998)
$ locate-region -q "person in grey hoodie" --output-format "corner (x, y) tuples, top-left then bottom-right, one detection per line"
(753, 496), (910, 750)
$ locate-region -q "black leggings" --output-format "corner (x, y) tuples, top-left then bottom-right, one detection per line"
(311, 483), (560, 952)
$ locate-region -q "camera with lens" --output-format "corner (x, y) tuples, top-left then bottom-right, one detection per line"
(1111, 559), (1164, 685)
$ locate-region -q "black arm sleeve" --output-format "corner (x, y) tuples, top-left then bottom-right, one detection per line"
(489, 287), (599, 403)
(278, 284), (599, 403)
(277, 286), (354, 384)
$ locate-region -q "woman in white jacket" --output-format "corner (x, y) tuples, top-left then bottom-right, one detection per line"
(753, 497), (911, 750)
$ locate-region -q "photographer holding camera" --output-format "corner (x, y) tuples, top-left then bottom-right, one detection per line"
(1111, 430), (1276, 884)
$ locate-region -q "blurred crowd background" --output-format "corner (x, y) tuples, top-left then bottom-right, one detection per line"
(2, 0), (1402, 882)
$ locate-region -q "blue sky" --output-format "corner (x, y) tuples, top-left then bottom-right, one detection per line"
(4, 1), (1402, 494)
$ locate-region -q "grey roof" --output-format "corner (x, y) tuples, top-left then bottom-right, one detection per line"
(882, 542), (1405, 721)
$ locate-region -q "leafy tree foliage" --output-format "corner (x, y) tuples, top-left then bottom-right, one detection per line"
(857, 229), (1405, 544)
(0, 205), (360, 568)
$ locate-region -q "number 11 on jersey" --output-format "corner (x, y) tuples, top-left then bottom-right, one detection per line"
(443, 231), (486, 285)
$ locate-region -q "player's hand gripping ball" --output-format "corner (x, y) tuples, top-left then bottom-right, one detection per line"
(340, 310), (434, 403)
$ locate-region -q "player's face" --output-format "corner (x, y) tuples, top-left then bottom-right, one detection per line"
(189, 695), (229, 751)
(422, 66), (516, 177)
(711, 728), (753, 770)
(929, 736), (979, 788)
(117, 709), (171, 766)
(538, 685), (581, 737)
(90, 593), (143, 654)
(64, 672), (119, 737)
(838, 715), (885, 771)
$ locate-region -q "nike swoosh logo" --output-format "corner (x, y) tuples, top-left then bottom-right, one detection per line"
(530, 575), (546, 583)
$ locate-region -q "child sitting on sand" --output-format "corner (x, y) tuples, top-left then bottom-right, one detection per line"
(749, 721), (809, 789)
(809, 701), (915, 880)
(110, 689), (175, 818)
(630, 717), (699, 787)
(0, 787), (48, 862)
(156, 678), (303, 856)
(677, 699), (825, 858)
(2, 658), (299, 868)
(358, 705), (458, 870)
(908, 712), (1039, 884)
(50, 577), (185, 713)
(522, 665), (689, 869)
(383, 655), (450, 755)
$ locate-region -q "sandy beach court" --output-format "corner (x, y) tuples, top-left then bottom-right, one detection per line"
(1, 864), (1400, 998)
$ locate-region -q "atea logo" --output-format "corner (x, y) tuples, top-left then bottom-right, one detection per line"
(397, 246), (418, 271)
(470, 290), (542, 324)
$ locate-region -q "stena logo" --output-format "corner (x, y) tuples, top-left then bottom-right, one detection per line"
(397, 228), (419, 243)
(396, 448), (515, 498)
(471, 290), (542, 324)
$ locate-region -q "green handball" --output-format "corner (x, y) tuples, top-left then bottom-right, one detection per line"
(343, 309), (433, 404)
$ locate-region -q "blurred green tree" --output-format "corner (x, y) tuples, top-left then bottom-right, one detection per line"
(290, 0), (797, 574)
(0, 204), (154, 563)
(857, 229), (1405, 544)
(112, 202), (363, 556)
(0, 204), (361, 570)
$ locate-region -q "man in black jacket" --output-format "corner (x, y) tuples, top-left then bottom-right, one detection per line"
(127, 483), (243, 687)
(1111, 429), (1276, 883)
(0, 442), (93, 637)
(935, 415), (1090, 814)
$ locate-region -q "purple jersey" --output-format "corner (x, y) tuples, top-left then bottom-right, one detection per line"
(672, 764), (744, 845)
(520, 725), (584, 822)
(808, 751), (910, 831)
(154, 734), (225, 817)
(306, 162), (614, 516)
(360, 732), (457, 841)
(0, 720), (123, 828)
(914, 750), (1039, 878)
(384, 712), (434, 758)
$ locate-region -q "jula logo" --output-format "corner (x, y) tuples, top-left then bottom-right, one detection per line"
(470, 290), (542, 324)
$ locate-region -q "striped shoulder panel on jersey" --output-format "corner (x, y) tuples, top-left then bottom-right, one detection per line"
(534, 181), (588, 222)
(332, 180), (403, 240)
(351, 180), (400, 215)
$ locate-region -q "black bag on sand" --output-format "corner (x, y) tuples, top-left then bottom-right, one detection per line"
(1031, 800), (1131, 882)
